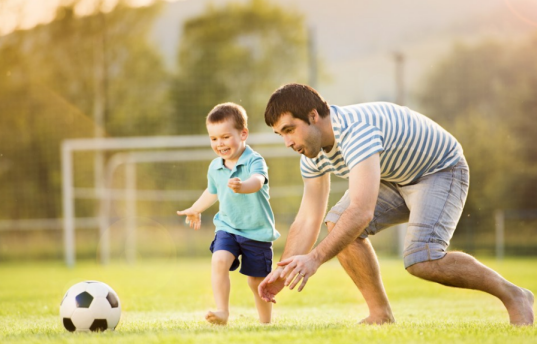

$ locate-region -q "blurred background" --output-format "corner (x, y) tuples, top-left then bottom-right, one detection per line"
(1, 0), (536, 264)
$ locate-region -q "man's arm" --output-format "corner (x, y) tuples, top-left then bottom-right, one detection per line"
(279, 153), (381, 290)
(282, 172), (331, 259)
(257, 172), (330, 303)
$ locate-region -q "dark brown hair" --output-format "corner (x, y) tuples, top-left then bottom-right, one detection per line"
(264, 83), (329, 127)
(206, 102), (248, 131)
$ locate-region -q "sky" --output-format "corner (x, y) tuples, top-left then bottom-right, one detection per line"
(0, 0), (181, 35)
(2, 0), (536, 36)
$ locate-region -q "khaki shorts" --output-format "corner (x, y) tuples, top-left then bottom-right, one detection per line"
(325, 157), (470, 268)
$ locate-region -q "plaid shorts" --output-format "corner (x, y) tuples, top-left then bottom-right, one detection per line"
(325, 157), (469, 268)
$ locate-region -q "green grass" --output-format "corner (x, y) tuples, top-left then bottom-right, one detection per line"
(0, 257), (535, 343)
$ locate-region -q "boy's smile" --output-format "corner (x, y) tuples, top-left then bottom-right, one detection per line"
(207, 119), (248, 168)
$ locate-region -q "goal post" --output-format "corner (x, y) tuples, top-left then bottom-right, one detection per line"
(61, 134), (303, 267)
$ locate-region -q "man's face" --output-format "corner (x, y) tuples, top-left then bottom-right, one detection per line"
(272, 112), (322, 158)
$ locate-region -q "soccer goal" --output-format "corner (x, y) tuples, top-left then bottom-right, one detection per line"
(61, 133), (339, 267)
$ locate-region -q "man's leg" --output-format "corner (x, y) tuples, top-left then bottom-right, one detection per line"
(401, 157), (534, 325)
(407, 252), (534, 325)
(324, 181), (409, 324)
(327, 221), (395, 324)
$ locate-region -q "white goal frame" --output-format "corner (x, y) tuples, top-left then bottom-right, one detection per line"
(61, 133), (308, 267)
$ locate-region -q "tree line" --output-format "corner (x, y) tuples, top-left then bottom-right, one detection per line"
(0, 0), (310, 222)
(0, 0), (536, 253)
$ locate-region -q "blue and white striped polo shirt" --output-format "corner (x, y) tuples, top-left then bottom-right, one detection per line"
(300, 102), (463, 185)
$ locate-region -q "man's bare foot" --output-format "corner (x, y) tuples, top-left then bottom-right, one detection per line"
(505, 287), (534, 326)
(205, 310), (229, 325)
(358, 314), (395, 325)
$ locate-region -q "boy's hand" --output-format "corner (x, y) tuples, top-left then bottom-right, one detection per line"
(176, 208), (201, 230)
(227, 177), (242, 193)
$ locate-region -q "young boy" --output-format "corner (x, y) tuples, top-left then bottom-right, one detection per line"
(177, 102), (280, 325)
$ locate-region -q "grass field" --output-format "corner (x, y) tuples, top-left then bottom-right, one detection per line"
(0, 257), (535, 344)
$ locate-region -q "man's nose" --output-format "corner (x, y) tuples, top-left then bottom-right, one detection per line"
(283, 136), (293, 148)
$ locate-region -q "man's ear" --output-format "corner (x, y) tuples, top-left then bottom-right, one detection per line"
(309, 109), (319, 124)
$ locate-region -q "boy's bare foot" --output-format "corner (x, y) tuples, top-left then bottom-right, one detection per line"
(358, 311), (395, 325)
(505, 287), (534, 326)
(205, 310), (229, 325)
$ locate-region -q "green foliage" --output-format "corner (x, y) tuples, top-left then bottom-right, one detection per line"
(417, 34), (537, 214)
(170, 0), (309, 135)
(1, 258), (536, 343)
(0, 2), (168, 220)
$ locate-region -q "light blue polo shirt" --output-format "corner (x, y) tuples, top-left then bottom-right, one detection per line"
(207, 145), (280, 242)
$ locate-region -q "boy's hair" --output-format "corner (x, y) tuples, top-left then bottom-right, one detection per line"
(264, 83), (330, 127)
(206, 102), (248, 131)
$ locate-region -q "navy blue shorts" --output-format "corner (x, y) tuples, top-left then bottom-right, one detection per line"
(209, 231), (273, 277)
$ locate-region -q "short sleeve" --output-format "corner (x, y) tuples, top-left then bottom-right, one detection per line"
(340, 122), (384, 170)
(248, 155), (269, 183)
(300, 155), (326, 179)
(207, 170), (217, 194)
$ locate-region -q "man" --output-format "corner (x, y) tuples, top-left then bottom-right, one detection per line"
(257, 83), (534, 325)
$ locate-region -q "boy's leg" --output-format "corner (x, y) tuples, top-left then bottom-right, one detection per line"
(247, 276), (272, 324)
(235, 236), (273, 323)
(207, 250), (236, 325)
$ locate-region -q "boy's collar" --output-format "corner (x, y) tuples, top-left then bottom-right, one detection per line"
(213, 145), (252, 170)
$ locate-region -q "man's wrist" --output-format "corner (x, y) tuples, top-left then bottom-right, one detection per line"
(309, 250), (323, 265)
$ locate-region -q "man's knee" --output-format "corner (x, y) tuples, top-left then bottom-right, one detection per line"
(406, 260), (434, 278)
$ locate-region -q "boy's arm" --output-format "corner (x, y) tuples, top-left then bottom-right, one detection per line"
(228, 174), (265, 194)
(176, 188), (218, 230)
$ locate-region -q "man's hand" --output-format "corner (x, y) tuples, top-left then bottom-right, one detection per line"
(227, 177), (243, 193)
(176, 208), (201, 230)
(258, 267), (287, 303)
(278, 253), (322, 292)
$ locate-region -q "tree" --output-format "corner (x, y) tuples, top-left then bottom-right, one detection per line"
(170, 0), (310, 135)
(417, 34), (537, 215)
(0, 1), (169, 220)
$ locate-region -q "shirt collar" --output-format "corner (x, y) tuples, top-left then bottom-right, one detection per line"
(213, 145), (252, 170)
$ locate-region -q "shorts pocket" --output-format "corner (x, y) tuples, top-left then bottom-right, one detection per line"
(209, 234), (217, 253)
(263, 250), (273, 273)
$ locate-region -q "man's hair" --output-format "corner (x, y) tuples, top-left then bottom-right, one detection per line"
(264, 83), (330, 127)
(206, 102), (248, 131)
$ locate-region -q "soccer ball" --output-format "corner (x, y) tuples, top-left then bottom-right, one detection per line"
(60, 280), (121, 332)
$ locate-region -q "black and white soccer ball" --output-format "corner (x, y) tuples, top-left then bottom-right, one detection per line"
(60, 281), (121, 332)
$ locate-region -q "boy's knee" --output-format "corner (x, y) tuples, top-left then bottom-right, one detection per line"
(211, 252), (234, 270)
(247, 276), (262, 289)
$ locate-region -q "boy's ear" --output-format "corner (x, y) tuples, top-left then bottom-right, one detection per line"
(241, 127), (249, 140)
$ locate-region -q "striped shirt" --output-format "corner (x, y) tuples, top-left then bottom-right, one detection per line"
(300, 102), (463, 185)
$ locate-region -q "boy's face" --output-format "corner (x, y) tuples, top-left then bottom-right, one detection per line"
(207, 119), (248, 164)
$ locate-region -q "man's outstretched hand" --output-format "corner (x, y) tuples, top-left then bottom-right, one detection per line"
(258, 267), (287, 303)
(259, 253), (322, 303)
